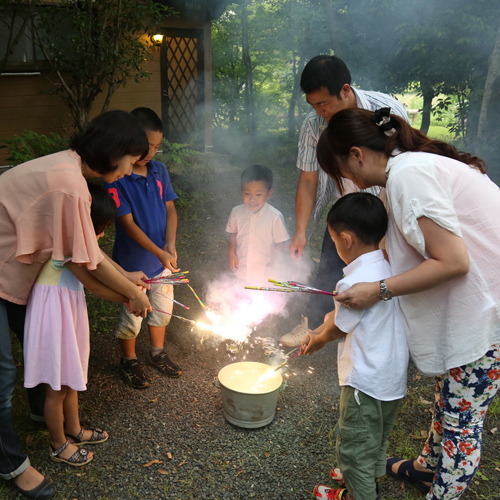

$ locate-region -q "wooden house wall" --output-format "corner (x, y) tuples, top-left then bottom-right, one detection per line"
(0, 20), (212, 166)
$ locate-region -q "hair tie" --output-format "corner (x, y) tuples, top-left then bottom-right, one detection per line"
(372, 107), (396, 137)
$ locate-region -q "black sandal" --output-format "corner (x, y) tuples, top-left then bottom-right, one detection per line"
(66, 426), (108, 445)
(386, 456), (434, 494)
(50, 440), (93, 467)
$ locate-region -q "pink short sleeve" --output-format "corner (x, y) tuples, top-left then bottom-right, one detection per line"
(15, 191), (103, 270)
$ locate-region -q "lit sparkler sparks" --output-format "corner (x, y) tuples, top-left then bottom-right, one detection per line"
(274, 348), (300, 371)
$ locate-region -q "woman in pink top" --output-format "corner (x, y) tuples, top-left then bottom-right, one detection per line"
(315, 108), (500, 500)
(0, 110), (152, 499)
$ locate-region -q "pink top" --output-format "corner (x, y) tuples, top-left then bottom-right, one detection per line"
(0, 150), (103, 305)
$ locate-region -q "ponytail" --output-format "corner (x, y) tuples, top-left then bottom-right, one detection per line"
(317, 108), (487, 195)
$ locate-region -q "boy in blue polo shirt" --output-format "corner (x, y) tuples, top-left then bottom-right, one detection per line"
(104, 107), (181, 389)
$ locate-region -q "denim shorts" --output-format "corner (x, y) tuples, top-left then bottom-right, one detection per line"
(114, 269), (173, 340)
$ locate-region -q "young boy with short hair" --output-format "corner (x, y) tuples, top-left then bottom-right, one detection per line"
(104, 107), (181, 389)
(301, 192), (409, 500)
(226, 164), (289, 284)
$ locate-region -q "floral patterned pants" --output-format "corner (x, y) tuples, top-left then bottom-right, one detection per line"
(417, 344), (500, 500)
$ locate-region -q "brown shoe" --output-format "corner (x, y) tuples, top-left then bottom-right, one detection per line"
(120, 358), (150, 388)
(150, 350), (182, 378)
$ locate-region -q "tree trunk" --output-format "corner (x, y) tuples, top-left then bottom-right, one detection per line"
(288, 54), (305, 137)
(288, 53), (297, 137)
(241, 3), (256, 144)
(420, 82), (435, 135)
(477, 19), (500, 139)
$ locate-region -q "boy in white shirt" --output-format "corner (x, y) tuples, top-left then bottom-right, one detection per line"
(226, 165), (289, 284)
(301, 192), (409, 500)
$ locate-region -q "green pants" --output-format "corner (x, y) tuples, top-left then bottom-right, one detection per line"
(335, 386), (402, 500)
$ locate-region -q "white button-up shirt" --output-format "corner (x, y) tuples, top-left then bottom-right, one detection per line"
(297, 88), (410, 221)
(335, 249), (408, 401)
(226, 203), (290, 284)
(385, 151), (500, 376)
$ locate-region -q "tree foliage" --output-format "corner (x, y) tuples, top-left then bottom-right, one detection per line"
(31, 0), (175, 132)
(212, 0), (500, 154)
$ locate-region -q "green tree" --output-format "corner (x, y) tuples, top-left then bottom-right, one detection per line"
(32, 0), (174, 132)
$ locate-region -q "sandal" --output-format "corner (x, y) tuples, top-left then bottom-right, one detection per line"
(386, 456), (434, 494)
(50, 440), (93, 467)
(66, 426), (109, 446)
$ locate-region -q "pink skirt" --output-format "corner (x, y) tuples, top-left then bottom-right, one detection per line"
(24, 284), (90, 391)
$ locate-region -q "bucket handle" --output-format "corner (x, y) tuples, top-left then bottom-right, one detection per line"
(214, 377), (220, 389)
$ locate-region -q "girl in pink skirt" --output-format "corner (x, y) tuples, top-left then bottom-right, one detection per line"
(23, 184), (129, 467)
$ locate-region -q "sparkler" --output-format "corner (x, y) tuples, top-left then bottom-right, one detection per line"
(245, 284), (337, 297)
(270, 279), (337, 296)
(274, 348), (300, 371)
(148, 287), (190, 309)
(187, 284), (209, 310)
(145, 271), (190, 285)
(152, 308), (196, 324)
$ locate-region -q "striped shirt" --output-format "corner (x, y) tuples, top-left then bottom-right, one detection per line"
(297, 87), (410, 221)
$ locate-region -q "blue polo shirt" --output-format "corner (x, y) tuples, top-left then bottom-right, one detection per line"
(104, 160), (177, 278)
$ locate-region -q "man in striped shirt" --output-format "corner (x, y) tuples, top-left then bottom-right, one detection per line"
(280, 55), (410, 348)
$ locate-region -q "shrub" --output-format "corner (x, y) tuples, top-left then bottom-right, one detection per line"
(1, 131), (69, 167)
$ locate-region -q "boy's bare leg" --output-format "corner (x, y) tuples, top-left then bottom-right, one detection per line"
(149, 325), (165, 349)
(119, 338), (137, 358)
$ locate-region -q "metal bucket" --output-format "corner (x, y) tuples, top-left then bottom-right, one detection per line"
(214, 362), (285, 429)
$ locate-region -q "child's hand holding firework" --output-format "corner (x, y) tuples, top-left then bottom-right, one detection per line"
(300, 330), (328, 356)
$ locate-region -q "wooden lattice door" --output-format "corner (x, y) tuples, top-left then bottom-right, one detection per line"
(160, 29), (204, 146)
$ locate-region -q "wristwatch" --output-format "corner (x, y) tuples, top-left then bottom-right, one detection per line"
(379, 279), (393, 301)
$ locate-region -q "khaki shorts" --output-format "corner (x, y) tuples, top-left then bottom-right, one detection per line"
(335, 386), (402, 500)
(114, 269), (173, 340)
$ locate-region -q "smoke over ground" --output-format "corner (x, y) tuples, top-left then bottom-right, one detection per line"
(203, 250), (315, 343)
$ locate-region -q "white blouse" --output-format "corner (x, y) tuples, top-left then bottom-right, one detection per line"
(385, 151), (500, 376)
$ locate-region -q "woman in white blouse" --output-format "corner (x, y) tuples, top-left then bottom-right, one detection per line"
(316, 107), (500, 500)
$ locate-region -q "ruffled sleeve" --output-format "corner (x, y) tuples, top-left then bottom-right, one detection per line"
(15, 191), (103, 270)
(387, 154), (462, 258)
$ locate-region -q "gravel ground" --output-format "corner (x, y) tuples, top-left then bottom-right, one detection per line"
(5, 154), (499, 500)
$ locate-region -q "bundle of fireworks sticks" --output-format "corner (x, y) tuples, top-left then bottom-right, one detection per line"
(142, 271), (209, 325)
(245, 279), (337, 297)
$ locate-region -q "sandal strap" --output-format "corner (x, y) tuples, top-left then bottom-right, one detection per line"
(67, 447), (90, 464)
(75, 426), (85, 441)
(398, 459), (435, 483)
(50, 439), (70, 457)
(89, 428), (105, 441)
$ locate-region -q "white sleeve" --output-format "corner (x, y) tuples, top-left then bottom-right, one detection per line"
(226, 209), (237, 234)
(272, 212), (290, 244)
(334, 281), (363, 333)
(387, 160), (462, 257)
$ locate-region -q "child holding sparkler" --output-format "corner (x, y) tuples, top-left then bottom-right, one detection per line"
(23, 183), (126, 467)
(226, 165), (290, 285)
(104, 107), (181, 389)
(300, 193), (409, 500)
